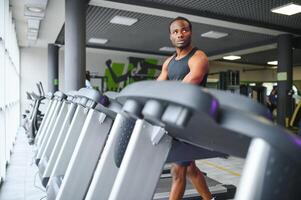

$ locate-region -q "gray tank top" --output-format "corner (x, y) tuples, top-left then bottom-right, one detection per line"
(167, 47), (207, 86)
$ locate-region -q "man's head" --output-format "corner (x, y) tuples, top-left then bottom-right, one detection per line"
(169, 17), (192, 49)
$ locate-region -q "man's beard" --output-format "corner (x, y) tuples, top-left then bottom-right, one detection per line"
(174, 40), (191, 49)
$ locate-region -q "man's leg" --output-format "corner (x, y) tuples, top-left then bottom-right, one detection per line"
(169, 163), (187, 200)
(187, 161), (213, 200)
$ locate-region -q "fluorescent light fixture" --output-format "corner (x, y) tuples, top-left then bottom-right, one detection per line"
(207, 78), (219, 83)
(27, 31), (38, 37)
(28, 28), (38, 33)
(28, 19), (40, 29)
(159, 47), (176, 52)
(88, 38), (108, 44)
(267, 61), (278, 65)
(223, 55), (241, 60)
(201, 31), (228, 39)
(271, 3), (301, 16)
(110, 16), (138, 26)
(27, 6), (44, 13)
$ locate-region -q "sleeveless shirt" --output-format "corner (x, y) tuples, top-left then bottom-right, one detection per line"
(167, 47), (208, 86)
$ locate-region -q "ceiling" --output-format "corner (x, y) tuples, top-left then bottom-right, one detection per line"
(11, 0), (301, 66)
(11, 0), (64, 47)
(56, 5), (275, 56)
(112, 0), (301, 34)
(218, 48), (301, 66)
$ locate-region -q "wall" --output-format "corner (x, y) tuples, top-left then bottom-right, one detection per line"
(20, 47), (167, 109)
(58, 47), (167, 91)
(293, 67), (301, 80)
(209, 61), (277, 82)
(209, 61), (301, 82)
(20, 47), (301, 111)
(20, 47), (48, 112)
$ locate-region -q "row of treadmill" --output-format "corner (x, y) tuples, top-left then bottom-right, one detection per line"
(27, 80), (301, 200)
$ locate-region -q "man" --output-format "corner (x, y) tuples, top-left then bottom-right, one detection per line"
(85, 70), (93, 88)
(157, 17), (213, 200)
(267, 86), (277, 113)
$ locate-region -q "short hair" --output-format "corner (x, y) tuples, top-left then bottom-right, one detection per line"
(169, 17), (192, 33)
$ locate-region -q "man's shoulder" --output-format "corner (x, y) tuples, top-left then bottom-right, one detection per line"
(193, 49), (207, 58)
(189, 49), (208, 63)
(163, 55), (175, 66)
(167, 54), (175, 60)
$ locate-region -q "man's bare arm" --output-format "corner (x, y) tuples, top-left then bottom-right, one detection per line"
(182, 51), (208, 85)
(157, 56), (173, 81)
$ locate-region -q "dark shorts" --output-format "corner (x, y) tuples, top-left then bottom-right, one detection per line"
(174, 161), (193, 166)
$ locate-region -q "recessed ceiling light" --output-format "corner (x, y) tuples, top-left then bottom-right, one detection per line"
(110, 16), (138, 26)
(271, 3), (301, 16)
(27, 6), (44, 13)
(267, 61), (278, 65)
(159, 47), (176, 52)
(28, 28), (38, 33)
(223, 55), (241, 60)
(27, 31), (38, 37)
(88, 38), (108, 44)
(28, 19), (40, 29)
(201, 31), (228, 39)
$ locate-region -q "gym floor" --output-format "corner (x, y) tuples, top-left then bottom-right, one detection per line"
(0, 128), (244, 200)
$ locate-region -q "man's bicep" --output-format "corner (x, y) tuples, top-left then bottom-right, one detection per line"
(190, 55), (208, 78)
(157, 58), (171, 80)
(157, 67), (168, 80)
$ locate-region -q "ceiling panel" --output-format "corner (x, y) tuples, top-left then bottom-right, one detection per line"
(56, 5), (275, 56)
(109, 0), (301, 34)
(56, 0), (301, 66)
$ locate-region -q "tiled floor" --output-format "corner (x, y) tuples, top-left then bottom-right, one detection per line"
(0, 128), (244, 200)
(0, 129), (46, 200)
(197, 156), (244, 187)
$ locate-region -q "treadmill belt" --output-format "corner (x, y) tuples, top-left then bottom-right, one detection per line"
(154, 176), (236, 200)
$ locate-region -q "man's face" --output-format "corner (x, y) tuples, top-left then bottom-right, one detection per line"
(169, 20), (192, 49)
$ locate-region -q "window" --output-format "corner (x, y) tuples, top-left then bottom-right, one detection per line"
(0, 0), (20, 182)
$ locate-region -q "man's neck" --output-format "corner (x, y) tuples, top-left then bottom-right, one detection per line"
(175, 45), (193, 59)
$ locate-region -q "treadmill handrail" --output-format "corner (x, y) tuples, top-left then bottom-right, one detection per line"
(163, 103), (301, 164)
(30, 92), (42, 100)
(46, 92), (54, 99)
(54, 91), (67, 99)
(207, 88), (272, 120)
(36, 82), (42, 97)
(219, 105), (301, 164)
(117, 80), (219, 118)
(76, 88), (104, 104)
(38, 81), (45, 97)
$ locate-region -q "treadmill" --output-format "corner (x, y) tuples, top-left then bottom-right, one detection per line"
(35, 91), (67, 162)
(105, 80), (301, 200)
(44, 88), (104, 187)
(85, 80), (273, 200)
(51, 92), (121, 200)
(38, 91), (78, 185)
(36, 91), (76, 166)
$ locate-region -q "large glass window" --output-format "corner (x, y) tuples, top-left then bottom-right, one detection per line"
(0, 0), (20, 182)
(0, 42), (5, 182)
(0, 0), (4, 40)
